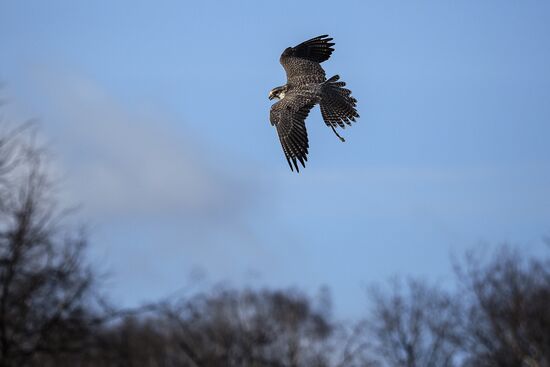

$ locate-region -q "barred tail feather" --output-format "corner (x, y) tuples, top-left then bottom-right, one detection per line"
(320, 75), (359, 130)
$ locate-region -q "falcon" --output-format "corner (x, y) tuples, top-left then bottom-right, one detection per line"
(269, 35), (359, 172)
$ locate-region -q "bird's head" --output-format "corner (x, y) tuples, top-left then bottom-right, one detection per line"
(269, 85), (287, 100)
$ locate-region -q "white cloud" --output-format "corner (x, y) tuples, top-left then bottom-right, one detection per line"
(31, 70), (254, 222)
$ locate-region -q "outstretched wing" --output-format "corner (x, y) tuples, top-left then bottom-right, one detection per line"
(280, 35), (335, 85)
(270, 93), (316, 172)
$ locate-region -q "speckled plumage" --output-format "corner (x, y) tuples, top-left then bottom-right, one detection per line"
(269, 35), (359, 172)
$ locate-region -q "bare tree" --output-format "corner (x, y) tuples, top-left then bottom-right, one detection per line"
(0, 122), (100, 366)
(366, 279), (463, 367)
(160, 288), (336, 367)
(457, 246), (550, 367)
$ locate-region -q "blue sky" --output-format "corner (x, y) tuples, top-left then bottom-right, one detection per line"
(1, 1), (550, 318)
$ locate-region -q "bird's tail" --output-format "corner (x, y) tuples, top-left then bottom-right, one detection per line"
(320, 75), (359, 142)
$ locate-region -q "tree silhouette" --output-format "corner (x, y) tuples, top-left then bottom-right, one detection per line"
(0, 123), (100, 367)
(367, 279), (462, 367)
(457, 246), (550, 367)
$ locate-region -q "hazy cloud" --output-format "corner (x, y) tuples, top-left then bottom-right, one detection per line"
(31, 70), (257, 223)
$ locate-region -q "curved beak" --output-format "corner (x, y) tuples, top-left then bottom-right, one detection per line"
(268, 93), (274, 100)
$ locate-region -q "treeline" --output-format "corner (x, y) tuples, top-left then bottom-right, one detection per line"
(1, 123), (549, 367)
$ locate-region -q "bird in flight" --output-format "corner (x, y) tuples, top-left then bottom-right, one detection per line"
(269, 35), (359, 172)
